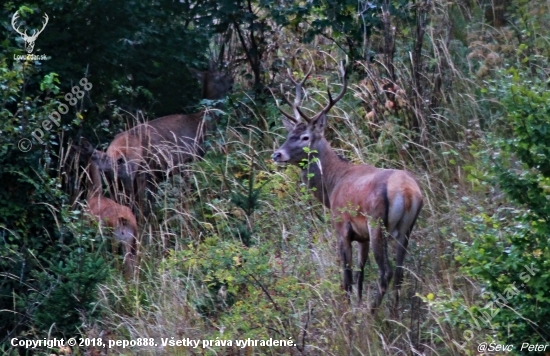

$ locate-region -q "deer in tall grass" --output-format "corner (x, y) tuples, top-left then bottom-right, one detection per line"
(75, 140), (138, 277)
(272, 63), (423, 312)
(88, 68), (233, 212)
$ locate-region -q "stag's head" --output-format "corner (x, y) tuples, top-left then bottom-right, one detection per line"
(272, 63), (348, 166)
(11, 11), (49, 54)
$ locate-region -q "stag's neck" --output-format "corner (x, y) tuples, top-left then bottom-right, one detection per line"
(301, 138), (354, 208)
(87, 161), (103, 198)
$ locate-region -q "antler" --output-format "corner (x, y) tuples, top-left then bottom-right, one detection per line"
(278, 63), (313, 124)
(275, 59), (348, 125)
(28, 13), (48, 40)
(317, 61), (348, 119)
(11, 11), (26, 37)
(287, 65), (313, 123)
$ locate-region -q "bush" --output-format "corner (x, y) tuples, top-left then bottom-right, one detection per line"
(0, 55), (109, 343)
(457, 69), (550, 345)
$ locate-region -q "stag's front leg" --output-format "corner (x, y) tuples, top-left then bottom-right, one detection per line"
(120, 239), (136, 279)
(337, 225), (354, 301)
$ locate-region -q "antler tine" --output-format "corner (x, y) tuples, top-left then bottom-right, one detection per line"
(11, 12), (25, 36)
(286, 68), (303, 123)
(269, 85), (298, 124)
(278, 108), (299, 124)
(286, 64), (313, 87)
(11, 11), (18, 27)
(320, 61), (348, 117)
(278, 84), (299, 123)
(287, 63), (314, 100)
(285, 64), (314, 123)
(32, 13), (48, 38)
(296, 106), (312, 123)
(41, 13), (49, 30)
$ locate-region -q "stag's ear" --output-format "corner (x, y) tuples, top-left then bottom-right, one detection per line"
(311, 112), (328, 135)
(282, 117), (295, 132)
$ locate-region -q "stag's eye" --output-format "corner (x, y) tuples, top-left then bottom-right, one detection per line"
(117, 158), (125, 165)
(301, 135), (310, 142)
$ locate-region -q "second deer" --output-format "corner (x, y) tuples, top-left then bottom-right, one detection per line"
(87, 67), (233, 212)
(272, 63), (423, 312)
(75, 140), (138, 277)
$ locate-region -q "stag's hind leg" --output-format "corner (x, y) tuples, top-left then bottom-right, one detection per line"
(393, 208), (421, 311)
(355, 241), (369, 302)
(393, 230), (409, 310)
(369, 223), (392, 312)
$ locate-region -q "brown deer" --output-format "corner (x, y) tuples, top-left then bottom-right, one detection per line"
(272, 64), (423, 312)
(75, 141), (138, 277)
(88, 68), (233, 210)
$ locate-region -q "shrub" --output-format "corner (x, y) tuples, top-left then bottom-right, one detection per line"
(457, 69), (550, 345)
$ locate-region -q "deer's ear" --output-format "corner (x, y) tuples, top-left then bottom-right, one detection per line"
(311, 112), (327, 134)
(282, 117), (295, 132)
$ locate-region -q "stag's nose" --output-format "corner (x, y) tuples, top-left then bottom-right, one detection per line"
(272, 150), (290, 164)
(272, 151), (282, 162)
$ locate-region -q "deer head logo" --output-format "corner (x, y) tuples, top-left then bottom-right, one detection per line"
(11, 11), (49, 54)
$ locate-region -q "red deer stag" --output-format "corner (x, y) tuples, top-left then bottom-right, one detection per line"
(75, 140), (138, 277)
(89, 68), (233, 209)
(272, 64), (423, 312)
